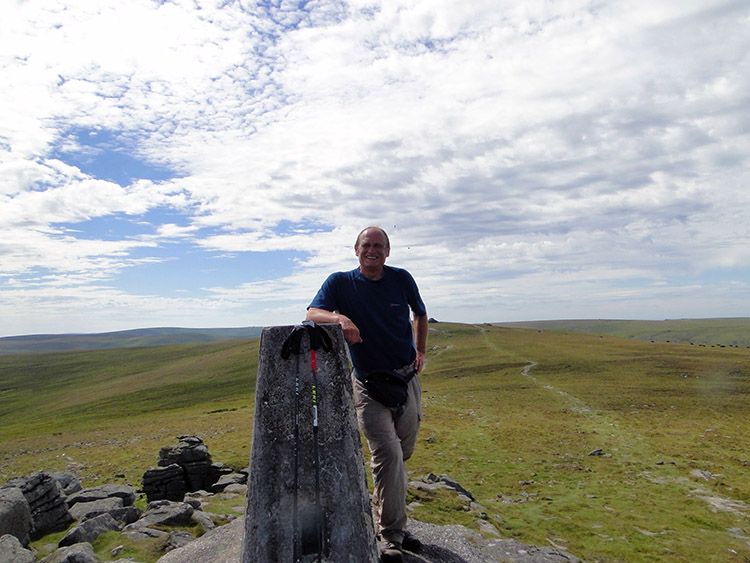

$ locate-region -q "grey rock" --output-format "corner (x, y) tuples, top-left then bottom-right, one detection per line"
(477, 519), (501, 537)
(123, 527), (169, 542)
(409, 481), (453, 493)
(191, 510), (216, 533)
(401, 520), (499, 563)
(183, 461), (230, 492)
(59, 513), (120, 547)
(691, 469), (713, 481)
(49, 473), (83, 496)
(151, 514), (583, 563)
(156, 517), (243, 563)
(423, 474), (475, 501)
(125, 500), (194, 529)
(0, 487), (32, 546)
(166, 530), (194, 551)
(141, 464), (186, 503)
(403, 519), (582, 563)
(0, 534), (35, 563)
(109, 505), (142, 526)
(210, 472), (247, 492)
(3, 472), (74, 539)
(142, 464), (183, 486)
(483, 537), (582, 562)
(39, 542), (100, 563)
(144, 437), (231, 501)
(220, 483), (247, 496)
(67, 484), (136, 508)
(69, 497), (123, 522)
(184, 498), (203, 510)
(158, 436), (209, 466)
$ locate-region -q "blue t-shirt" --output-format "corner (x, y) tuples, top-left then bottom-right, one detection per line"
(308, 266), (427, 373)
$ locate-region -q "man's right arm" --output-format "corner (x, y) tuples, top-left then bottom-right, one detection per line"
(306, 307), (363, 345)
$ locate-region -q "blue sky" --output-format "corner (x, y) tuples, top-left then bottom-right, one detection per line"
(1, 0), (749, 337)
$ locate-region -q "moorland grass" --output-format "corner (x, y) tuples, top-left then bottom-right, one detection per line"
(495, 318), (750, 348)
(2, 323), (749, 561)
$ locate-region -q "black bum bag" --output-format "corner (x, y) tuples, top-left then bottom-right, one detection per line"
(364, 368), (416, 408)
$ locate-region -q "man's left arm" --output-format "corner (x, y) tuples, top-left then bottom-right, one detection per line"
(413, 313), (428, 374)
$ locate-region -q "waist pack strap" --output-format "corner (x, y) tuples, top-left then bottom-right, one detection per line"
(355, 363), (415, 383)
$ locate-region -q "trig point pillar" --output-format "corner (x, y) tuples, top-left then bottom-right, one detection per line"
(242, 324), (378, 562)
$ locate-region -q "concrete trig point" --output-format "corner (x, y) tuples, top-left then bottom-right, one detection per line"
(242, 324), (379, 562)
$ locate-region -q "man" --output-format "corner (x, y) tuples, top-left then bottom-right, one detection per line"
(306, 226), (428, 562)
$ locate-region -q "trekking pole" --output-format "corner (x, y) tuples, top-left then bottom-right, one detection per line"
(310, 345), (323, 562)
(293, 348), (302, 561)
(282, 325), (306, 562)
(282, 322), (332, 562)
(303, 321), (331, 562)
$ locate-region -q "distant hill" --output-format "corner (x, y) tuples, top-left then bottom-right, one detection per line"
(4, 318), (749, 355)
(493, 317), (750, 348)
(0, 326), (264, 355)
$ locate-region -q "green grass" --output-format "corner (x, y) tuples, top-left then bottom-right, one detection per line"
(2, 323), (750, 561)
(409, 323), (750, 561)
(494, 318), (750, 348)
(0, 339), (258, 485)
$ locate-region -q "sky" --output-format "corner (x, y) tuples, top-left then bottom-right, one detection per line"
(1, 0), (749, 337)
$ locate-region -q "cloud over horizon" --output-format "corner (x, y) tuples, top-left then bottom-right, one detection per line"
(2, 0), (749, 336)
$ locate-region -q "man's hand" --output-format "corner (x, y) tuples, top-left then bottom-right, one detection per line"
(414, 351), (426, 374)
(339, 315), (363, 345)
(306, 307), (363, 345)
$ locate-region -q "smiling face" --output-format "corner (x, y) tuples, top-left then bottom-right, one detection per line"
(355, 227), (390, 279)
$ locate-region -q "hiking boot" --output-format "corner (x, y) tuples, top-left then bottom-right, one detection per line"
(380, 540), (403, 562)
(402, 531), (422, 553)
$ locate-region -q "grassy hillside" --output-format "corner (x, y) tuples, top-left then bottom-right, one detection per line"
(494, 318), (750, 348)
(1, 323), (749, 561)
(0, 339), (259, 477)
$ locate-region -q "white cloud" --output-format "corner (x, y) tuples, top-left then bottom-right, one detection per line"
(1, 0), (749, 335)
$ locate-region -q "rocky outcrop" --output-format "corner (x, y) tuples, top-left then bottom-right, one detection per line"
(141, 464), (186, 502)
(67, 483), (140, 527)
(0, 439), (247, 563)
(1, 456), (584, 563)
(0, 487), (32, 546)
(2, 472), (74, 539)
(142, 436), (232, 502)
(154, 515), (581, 563)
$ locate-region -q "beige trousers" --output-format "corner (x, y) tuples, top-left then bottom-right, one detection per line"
(352, 368), (422, 544)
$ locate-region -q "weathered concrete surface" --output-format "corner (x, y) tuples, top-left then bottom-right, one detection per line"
(243, 324), (378, 562)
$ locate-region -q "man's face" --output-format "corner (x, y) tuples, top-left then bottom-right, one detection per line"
(355, 229), (390, 270)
